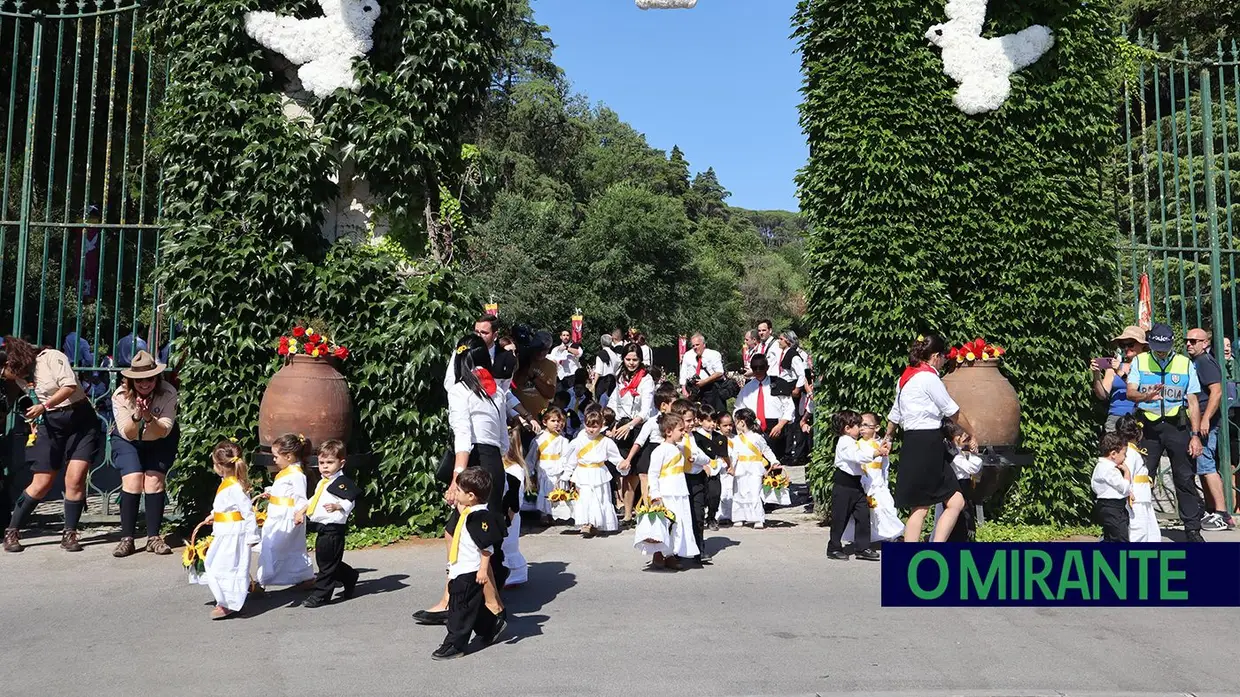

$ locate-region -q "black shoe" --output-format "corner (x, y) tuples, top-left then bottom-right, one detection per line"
(699, 552), (713, 564)
(431, 643), (464, 661)
(487, 611), (508, 645)
(340, 573), (358, 600)
(708, 520), (719, 532)
(826, 550), (849, 560)
(303, 596), (329, 608)
(1185, 529), (1206, 543)
(413, 609), (449, 625)
(855, 549), (881, 562)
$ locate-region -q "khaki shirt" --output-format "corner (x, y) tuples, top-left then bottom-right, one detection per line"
(112, 383), (178, 441)
(33, 349), (87, 409)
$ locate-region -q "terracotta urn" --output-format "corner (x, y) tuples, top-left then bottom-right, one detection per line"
(258, 355), (353, 449)
(941, 361), (1020, 447)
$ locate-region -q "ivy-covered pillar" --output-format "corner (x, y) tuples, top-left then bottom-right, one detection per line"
(794, 0), (1118, 524)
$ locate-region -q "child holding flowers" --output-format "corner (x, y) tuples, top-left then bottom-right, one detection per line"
(635, 412), (697, 570)
(728, 408), (779, 529)
(256, 433), (314, 590)
(201, 441), (260, 619)
(526, 407), (571, 525)
(561, 410), (622, 537)
(827, 411), (881, 561)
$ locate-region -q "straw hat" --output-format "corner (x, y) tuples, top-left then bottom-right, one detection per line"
(121, 350), (166, 380)
(1110, 326), (1147, 346)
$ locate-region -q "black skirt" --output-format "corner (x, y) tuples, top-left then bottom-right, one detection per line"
(443, 443), (504, 535)
(894, 429), (959, 509)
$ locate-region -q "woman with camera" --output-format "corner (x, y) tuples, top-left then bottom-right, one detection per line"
(1092, 326), (1145, 433)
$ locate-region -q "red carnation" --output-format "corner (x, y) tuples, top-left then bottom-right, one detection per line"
(334, 346), (349, 360)
(292, 326), (306, 338)
(947, 347), (958, 360)
(278, 344), (289, 356)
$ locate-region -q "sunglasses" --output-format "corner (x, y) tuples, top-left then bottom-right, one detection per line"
(1117, 341), (1138, 349)
(1187, 338), (1209, 344)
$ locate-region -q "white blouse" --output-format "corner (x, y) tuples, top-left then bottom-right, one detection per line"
(447, 381), (507, 454)
(834, 435), (869, 476)
(887, 371), (959, 431)
(1091, 458), (1131, 500)
(609, 373), (655, 421)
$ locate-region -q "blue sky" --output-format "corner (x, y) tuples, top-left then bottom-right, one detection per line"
(531, 0), (805, 212)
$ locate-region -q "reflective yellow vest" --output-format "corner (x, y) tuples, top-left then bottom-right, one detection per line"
(1133, 352), (1193, 421)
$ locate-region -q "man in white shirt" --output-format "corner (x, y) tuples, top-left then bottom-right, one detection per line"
(734, 354), (795, 464)
(747, 319), (779, 377)
(679, 333), (725, 411)
(548, 330), (583, 391)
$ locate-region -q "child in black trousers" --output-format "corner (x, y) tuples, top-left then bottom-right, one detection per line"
(827, 411), (880, 561)
(433, 467), (509, 660)
(304, 440), (360, 608)
(1091, 432), (1132, 542)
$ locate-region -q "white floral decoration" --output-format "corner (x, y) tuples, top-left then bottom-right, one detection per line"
(925, 0), (1054, 115)
(636, 0), (697, 9)
(244, 0), (381, 99)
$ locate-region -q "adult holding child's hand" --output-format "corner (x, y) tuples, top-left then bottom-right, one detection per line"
(885, 333), (974, 543)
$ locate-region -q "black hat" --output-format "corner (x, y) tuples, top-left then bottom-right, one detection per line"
(1148, 323), (1174, 352)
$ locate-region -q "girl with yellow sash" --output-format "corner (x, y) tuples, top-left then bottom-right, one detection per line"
(729, 409), (779, 529)
(256, 433), (314, 590)
(1117, 415), (1161, 542)
(201, 441), (259, 620)
(563, 410), (622, 537)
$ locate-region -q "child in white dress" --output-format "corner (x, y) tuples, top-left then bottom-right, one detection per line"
(256, 433), (314, 590)
(1116, 415), (1160, 542)
(729, 408), (780, 529)
(526, 408), (570, 524)
(562, 410), (622, 537)
(635, 413), (698, 570)
(201, 441), (260, 619)
(843, 413), (904, 544)
(501, 423), (529, 587)
(714, 412), (737, 525)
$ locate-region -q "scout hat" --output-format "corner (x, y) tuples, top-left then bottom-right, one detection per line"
(121, 350), (166, 380)
(1111, 326), (1147, 346)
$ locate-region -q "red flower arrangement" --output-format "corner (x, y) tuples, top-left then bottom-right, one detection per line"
(276, 322), (350, 360)
(947, 337), (1006, 364)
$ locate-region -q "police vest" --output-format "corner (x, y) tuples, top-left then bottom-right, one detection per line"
(1134, 352), (1193, 421)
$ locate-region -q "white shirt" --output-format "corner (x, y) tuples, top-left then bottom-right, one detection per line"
(443, 344), (498, 391)
(834, 435), (869, 476)
(734, 377), (795, 422)
(887, 371), (959, 431)
(733, 432), (779, 467)
(773, 347), (808, 388)
(677, 433), (713, 475)
(948, 447), (984, 480)
(307, 470), (357, 525)
(610, 373), (655, 421)
(549, 342), (583, 380)
(526, 431), (572, 479)
(647, 442), (689, 498)
(1091, 457), (1131, 499)
(679, 347), (724, 386)
(562, 433), (622, 483)
(756, 337), (779, 367)
(447, 504), (502, 580)
(594, 349), (619, 378)
(640, 344), (653, 368)
(447, 382), (507, 454)
(632, 417), (665, 448)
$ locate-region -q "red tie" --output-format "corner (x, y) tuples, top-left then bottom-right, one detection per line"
(756, 381), (767, 431)
(696, 354), (703, 377)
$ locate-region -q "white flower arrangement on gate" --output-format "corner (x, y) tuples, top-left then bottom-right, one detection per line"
(636, 0), (697, 8)
(244, 0), (381, 99)
(925, 0), (1054, 115)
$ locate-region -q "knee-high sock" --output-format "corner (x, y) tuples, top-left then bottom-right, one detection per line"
(120, 491), (141, 538)
(7, 492), (43, 531)
(144, 492), (166, 538)
(63, 498), (85, 532)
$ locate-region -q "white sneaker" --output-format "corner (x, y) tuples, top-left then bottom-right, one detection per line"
(754, 522), (765, 529)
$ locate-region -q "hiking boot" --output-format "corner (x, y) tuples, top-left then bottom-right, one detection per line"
(113, 537), (137, 558)
(61, 530), (84, 552)
(3, 528), (22, 553)
(1202, 513), (1229, 532)
(145, 536), (173, 555)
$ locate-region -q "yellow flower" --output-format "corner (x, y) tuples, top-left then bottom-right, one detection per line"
(289, 340), (299, 353)
(26, 431), (36, 447)
(307, 327), (316, 337)
(195, 536), (212, 559)
(182, 546), (196, 567)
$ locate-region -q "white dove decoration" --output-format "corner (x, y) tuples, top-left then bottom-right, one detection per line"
(244, 0), (381, 99)
(925, 0), (1054, 115)
(636, 0), (697, 8)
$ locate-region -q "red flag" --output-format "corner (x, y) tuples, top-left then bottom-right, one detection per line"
(1137, 274), (1152, 331)
(484, 301), (498, 318)
(571, 314), (583, 343)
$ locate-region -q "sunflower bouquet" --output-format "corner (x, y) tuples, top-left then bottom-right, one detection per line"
(548, 485), (576, 521)
(762, 473), (791, 496)
(866, 495), (878, 509)
(183, 535), (212, 584)
(252, 494), (268, 528)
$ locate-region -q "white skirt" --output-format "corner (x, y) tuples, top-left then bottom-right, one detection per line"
(662, 495), (698, 558)
(535, 466), (554, 516)
(205, 527), (252, 611)
(502, 513), (528, 585)
(634, 514), (671, 556)
(1129, 502), (1161, 542)
(716, 472), (735, 521)
(256, 507), (313, 586)
(732, 464), (766, 523)
(573, 482), (619, 531)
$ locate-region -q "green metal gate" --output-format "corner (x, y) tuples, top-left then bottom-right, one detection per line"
(1, 0), (169, 519)
(1116, 36), (1240, 515)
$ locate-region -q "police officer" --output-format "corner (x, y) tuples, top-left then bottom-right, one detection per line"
(1126, 323), (1208, 542)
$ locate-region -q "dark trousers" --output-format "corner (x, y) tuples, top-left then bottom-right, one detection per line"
(761, 419), (789, 466)
(445, 574), (498, 651)
(1140, 418), (1205, 532)
(311, 525), (358, 601)
(686, 471), (708, 556)
(828, 470), (870, 553)
(705, 473), (722, 520)
(1095, 498), (1129, 542)
(945, 478), (976, 542)
(471, 444), (506, 514)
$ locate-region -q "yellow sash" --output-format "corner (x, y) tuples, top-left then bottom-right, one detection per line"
(577, 437), (603, 464)
(268, 495), (297, 508)
(213, 511), (243, 523)
(538, 435), (563, 460)
(306, 477), (329, 516)
(448, 505), (476, 563)
(275, 465), (303, 481)
(1133, 475), (1152, 484)
(216, 476), (238, 496)
(737, 435), (764, 462)
(659, 451), (685, 478)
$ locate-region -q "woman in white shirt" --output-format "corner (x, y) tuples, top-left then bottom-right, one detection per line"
(608, 343), (655, 524)
(885, 333), (975, 543)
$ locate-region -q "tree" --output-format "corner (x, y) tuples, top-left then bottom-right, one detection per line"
(684, 167), (731, 221)
(667, 145), (692, 197)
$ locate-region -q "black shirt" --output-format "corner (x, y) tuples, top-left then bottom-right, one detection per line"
(1194, 352), (1222, 426)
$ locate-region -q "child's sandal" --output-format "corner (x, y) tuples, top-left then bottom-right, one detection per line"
(210, 606), (235, 620)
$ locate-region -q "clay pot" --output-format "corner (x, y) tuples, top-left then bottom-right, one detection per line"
(258, 355), (352, 449)
(941, 361), (1020, 447)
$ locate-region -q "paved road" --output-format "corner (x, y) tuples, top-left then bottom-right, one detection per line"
(0, 519), (1236, 697)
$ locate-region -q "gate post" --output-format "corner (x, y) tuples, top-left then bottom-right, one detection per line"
(13, 14), (43, 336)
(1201, 68), (1234, 514)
